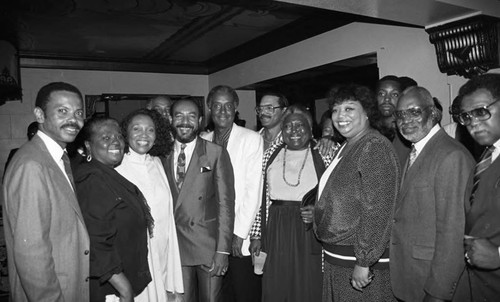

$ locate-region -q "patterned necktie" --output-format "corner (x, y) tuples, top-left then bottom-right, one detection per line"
(176, 144), (187, 190)
(408, 144), (417, 168)
(470, 146), (495, 204)
(61, 151), (75, 191)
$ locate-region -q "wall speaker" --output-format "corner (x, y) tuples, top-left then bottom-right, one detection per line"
(426, 15), (500, 78)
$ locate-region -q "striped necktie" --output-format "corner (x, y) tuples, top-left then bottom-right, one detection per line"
(176, 144), (187, 190)
(470, 146), (495, 205)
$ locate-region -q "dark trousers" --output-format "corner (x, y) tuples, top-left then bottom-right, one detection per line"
(222, 256), (262, 302)
(182, 265), (223, 302)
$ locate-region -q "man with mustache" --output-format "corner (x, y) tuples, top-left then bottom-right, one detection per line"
(390, 86), (474, 302)
(454, 74), (500, 301)
(162, 98), (235, 302)
(2, 82), (90, 301)
(201, 86), (263, 302)
(376, 75), (412, 165)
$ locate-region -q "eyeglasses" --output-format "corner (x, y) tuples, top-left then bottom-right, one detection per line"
(457, 99), (500, 126)
(255, 105), (283, 114)
(394, 106), (431, 120)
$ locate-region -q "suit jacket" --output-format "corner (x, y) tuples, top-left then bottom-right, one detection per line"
(454, 152), (500, 301)
(73, 159), (151, 301)
(391, 129), (475, 301)
(2, 135), (90, 302)
(162, 137), (235, 266)
(201, 124), (263, 256)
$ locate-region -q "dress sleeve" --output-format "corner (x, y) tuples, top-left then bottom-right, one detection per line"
(354, 139), (400, 267)
(76, 173), (123, 283)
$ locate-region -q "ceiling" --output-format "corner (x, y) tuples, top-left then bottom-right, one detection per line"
(3, 0), (418, 75)
(2, 0), (500, 105)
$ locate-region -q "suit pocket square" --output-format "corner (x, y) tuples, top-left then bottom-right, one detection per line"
(201, 166), (212, 173)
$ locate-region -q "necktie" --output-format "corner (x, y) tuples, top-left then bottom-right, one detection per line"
(176, 144), (187, 190)
(470, 146), (495, 204)
(62, 151), (76, 191)
(408, 144), (417, 168)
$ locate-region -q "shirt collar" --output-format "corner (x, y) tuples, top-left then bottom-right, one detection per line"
(37, 131), (65, 163)
(413, 124), (440, 156)
(175, 138), (196, 153)
(491, 139), (500, 162)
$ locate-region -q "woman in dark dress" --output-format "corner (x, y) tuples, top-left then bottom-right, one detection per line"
(73, 117), (153, 302)
(255, 105), (331, 302)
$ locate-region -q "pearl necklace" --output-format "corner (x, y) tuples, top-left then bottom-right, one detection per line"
(282, 146), (309, 187)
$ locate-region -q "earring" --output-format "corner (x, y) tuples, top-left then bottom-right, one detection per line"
(86, 154), (92, 162)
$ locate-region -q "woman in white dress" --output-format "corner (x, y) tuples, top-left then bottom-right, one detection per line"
(116, 109), (183, 302)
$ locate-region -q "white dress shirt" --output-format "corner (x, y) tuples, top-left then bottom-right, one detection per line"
(37, 131), (73, 190)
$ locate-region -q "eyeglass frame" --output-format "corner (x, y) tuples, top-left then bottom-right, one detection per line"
(255, 105), (284, 114)
(457, 99), (500, 126)
(393, 106), (433, 121)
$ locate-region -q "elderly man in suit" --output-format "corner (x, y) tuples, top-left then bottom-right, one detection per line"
(2, 82), (90, 301)
(453, 74), (500, 301)
(390, 86), (474, 302)
(163, 98), (235, 302)
(201, 85), (263, 302)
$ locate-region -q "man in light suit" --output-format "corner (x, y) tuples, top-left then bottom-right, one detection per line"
(390, 86), (474, 302)
(201, 85), (263, 302)
(2, 82), (90, 301)
(454, 74), (500, 301)
(163, 98), (235, 302)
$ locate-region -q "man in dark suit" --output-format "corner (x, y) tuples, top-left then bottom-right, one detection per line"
(454, 74), (500, 301)
(163, 98), (235, 302)
(390, 86), (474, 302)
(2, 82), (90, 301)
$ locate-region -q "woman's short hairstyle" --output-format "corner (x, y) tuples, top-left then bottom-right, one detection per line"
(79, 116), (120, 148)
(329, 83), (382, 130)
(121, 109), (174, 157)
(283, 104), (314, 130)
(281, 104), (313, 133)
(207, 85), (239, 108)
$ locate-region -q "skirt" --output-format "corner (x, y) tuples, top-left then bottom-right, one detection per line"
(262, 200), (322, 302)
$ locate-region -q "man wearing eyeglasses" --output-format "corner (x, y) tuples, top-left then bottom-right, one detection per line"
(390, 86), (474, 302)
(454, 73), (500, 302)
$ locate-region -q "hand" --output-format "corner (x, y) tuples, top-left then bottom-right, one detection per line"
(211, 252), (229, 277)
(314, 138), (338, 158)
(300, 205), (314, 224)
(350, 265), (372, 292)
(464, 237), (500, 269)
(249, 239), (261, 256)
(231, 235), (244, 258)
(423, 293), (446, 302)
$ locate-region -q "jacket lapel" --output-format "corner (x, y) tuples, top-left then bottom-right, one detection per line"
(33, 137), (87, 226)
(162, 153), (179, 205)
(398, 129), (445, 205)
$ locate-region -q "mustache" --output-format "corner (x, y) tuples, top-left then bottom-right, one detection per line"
(259, 114), (272, 119)
(61, 123), (81, 131)
(176, 124), (194, 129)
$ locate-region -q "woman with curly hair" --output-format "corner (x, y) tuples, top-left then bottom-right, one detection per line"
(314, 84), (400, 301)
(116, 109), (183, 301)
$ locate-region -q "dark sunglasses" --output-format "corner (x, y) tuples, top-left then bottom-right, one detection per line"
(457, 99), (500, 126)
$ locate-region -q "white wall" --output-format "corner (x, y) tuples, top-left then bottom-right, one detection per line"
(210, 22), (470, 125)
(0, 69), (209, 179)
